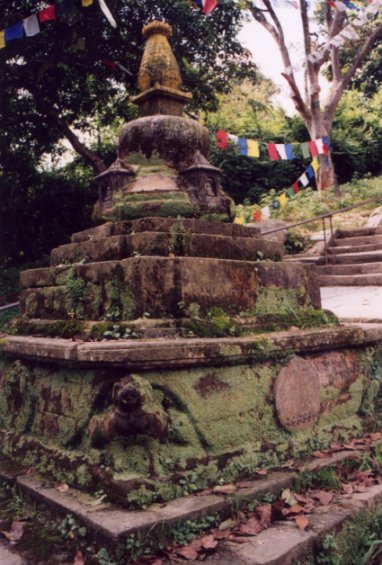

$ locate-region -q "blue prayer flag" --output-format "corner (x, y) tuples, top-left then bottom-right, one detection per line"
(285, 144), (295, 160)
(5, 22), (24, 42)
(306, 166), (315, 179)
(238, 137), (248, 156)
(322, 135), (331, 149)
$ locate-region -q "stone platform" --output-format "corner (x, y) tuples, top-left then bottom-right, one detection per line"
(0, 324), (381, 508)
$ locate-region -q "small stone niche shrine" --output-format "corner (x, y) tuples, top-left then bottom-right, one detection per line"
(0, 21), (381, 508)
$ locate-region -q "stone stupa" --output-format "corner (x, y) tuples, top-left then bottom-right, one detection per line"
(0, 22), (379, 513)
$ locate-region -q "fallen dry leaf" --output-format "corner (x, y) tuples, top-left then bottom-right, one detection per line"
(177, 546), (199, 560)
(370, 432), (382, 441)
(282, 503), (304, 517)
(312, 451), (327, 458)
(257, 504), (272, 528)
(218, 518), (238, 531)
(256, 469), (268, 476)
(213, 484), (236, 495)
(342, 483), (354, 495)
(236, 517), (262, 536)
(150, 560), (164, 565)
(200, 534), (218, 550)
(73, 550), (85, 565)
(312, 490), (334, 505)
(295, 515), (309, 530)
(196, 488), (213, 497)
(0, 521), (25, 545)
(281, 488), (298, 506)
(55, 483), (69, 493)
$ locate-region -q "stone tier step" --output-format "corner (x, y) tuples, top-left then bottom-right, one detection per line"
(51, 230), (282, 266)
(320, 273), (382, 286)
(331, 234), (382, 247)
(336, 226), (382, 239)
(318, 262), (382, 275)
(20, 257), (320, 322)
(328, 242), (382, 255)
(320, 250), (382, 265)
(71, 217), (260, 244)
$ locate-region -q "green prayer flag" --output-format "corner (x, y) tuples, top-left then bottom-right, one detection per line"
(300, 142), (310, 159)
(287, 187), (295, 199)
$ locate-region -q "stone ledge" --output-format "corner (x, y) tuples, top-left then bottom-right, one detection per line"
(1, 324), (380, 369)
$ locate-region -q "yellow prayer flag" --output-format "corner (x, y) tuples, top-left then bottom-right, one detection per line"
(312, 158), (320, 173)
(0, 31), (5, 49)
(278, 193), (288, 208)
(234, 216), (244, 225)
(82, 0), (94, 6)
(247, 139), (260, 158)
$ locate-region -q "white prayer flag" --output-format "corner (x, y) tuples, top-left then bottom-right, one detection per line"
(98, 0), (117, 27)
(299, 173), (309, 187)
(23, 14), (40, 37)
(228, 133), (239, 143)
(275, 144), (287, 160)
(340, 26), (359, 41)
(261, 205), (271, 219)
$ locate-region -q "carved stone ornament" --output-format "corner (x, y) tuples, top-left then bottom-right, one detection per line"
(110, 375), (170, 439)
(274, 356), (321, 431)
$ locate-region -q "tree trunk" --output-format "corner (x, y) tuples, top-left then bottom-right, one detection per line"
(308, 117), (340, 195)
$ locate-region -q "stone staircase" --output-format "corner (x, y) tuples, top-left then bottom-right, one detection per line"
(287, 226), (382, 286)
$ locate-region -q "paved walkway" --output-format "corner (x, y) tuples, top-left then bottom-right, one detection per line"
(321, 286), (382, 320)
(0, 542), (26, 565)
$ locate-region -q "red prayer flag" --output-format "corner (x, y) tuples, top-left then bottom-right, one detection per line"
(307, 140), (318, 157)
(322, 142), (329, 155)
(102, 58), (117, 69)
(252, 210), (262, 222)
(203, 0), (218, 14)
(267, 143), (279, 161)
(39, 5), (56, 23)
(293, 182), (299, 193)
(216, 130), (229, 150)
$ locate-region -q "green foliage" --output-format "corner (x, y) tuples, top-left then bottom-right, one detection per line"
(58, 514), (87, 540)
(295, 466), (342, 493)
(301, 507), (382, 565)
(0, 305), (19, 334)
(169, 515), (218, 546)
(284, 230), (309, 255)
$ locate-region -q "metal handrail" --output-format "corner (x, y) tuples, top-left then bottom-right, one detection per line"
(261, 195), (382, 264)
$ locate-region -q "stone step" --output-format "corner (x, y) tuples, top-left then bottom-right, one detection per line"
(331, 234), (382, 247)
(51, 231), (282, 266)
(322, 250), (382, 264)
(336, 226), (382, 239)
(328, 242), (382, 255)
(320, 273), (382, 286)
(318, 262), (382, 275)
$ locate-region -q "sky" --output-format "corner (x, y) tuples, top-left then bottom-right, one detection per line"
(239, 8), (330, 114)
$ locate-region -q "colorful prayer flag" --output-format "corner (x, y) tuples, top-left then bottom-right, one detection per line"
(203, 0), (218, 14)
(271, 199), (280, 210)
(293, 181), (299, 193)
(312, 157), (320, 172)
(262, 205), (271, 219)
(234, 216), (244, 225)
(247, 139), (260, 158)
(287, 187), (295, 198)
(216, 130), (228, 150)
(98, 0), (117, 28)
(5, 22), (24, 42)
(39, 5), (56, 23)
(238, 137), (248, 156)
(306, 165), (315, 179)
(307, 140), (319, 157)
(82, 0), (94, 5)
(23, 14), (40, 37)
(0, 31), (5, 49)
(322, 135), (331, 150)
(300, 142), (310, 159)
(285, 144), (295, 160)
(275, 144), (287, 160)
(267, 143), (279, 161)
(278, 193), (288, 208)
(228, 133), (238, 144)
(252, 210), (262, 222)
(299, 173), (309, 187)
